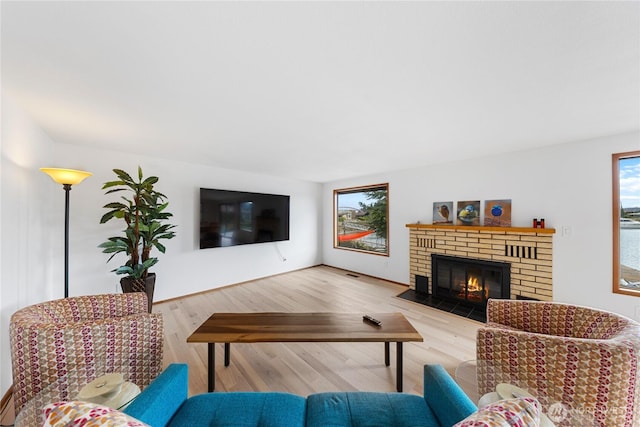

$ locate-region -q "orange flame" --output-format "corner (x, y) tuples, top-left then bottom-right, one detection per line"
(467, 276), (481, 292)
(458, 276), (488, 301)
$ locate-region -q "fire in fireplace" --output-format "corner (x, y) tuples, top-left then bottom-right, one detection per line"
(463, 275), (487, 302)
(431, 254), (510, 308)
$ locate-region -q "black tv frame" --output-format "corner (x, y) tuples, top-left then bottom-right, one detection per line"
(199, 188), (290, 249)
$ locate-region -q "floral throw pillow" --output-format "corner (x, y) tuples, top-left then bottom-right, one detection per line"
(453, 397), (541, 427)
(43, 401), (149, 427)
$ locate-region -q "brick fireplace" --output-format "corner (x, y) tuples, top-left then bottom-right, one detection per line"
(407, 224), (555, 302)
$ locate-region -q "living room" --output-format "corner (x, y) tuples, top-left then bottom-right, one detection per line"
(1, 1), (639, 424)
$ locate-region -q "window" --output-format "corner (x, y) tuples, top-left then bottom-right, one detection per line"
(239, 201), (253, 231)
(613, 150), (640, 296)
(219, 203), (237, 247)
(334, 184), (389, 256)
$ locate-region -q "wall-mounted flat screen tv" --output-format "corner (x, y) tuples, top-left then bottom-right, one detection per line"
(200, 188), (290, 249)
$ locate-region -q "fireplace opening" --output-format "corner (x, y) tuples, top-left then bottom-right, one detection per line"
(432, 254), (510, 308)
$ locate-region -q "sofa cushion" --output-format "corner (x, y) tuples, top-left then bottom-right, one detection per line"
(306, 392), (439, 427)
(167, 392), (306, 427)
(43, 401), (150, 426)
(453, 397), (541, 427)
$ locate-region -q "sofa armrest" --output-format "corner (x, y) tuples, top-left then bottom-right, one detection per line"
(10, 310), (163, 412)
(486, 298), (630, 339)
(124, 364), (188, 427)
(423, 364), (477, 426)
(476, 326), (640, 398)
(79, 293), (150, 319)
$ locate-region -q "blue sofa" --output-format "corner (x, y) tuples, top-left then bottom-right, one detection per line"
(124, 363), (477, 427)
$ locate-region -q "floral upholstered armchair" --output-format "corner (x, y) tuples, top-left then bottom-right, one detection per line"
(10, 293), (163, 414)
(476, 298), (640, 427)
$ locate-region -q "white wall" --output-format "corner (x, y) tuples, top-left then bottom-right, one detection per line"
(1, 97), (57, 392)
(322, 131), (640, 320)
(0, 97), (323, 391)
(49, 143), (323, 302)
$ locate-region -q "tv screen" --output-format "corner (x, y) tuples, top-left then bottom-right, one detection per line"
(200, 188), (290, 249)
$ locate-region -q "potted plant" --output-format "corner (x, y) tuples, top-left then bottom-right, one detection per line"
(99, 166), (176, 312)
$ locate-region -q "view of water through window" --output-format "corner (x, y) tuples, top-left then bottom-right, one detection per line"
(617, 154), (640, 292)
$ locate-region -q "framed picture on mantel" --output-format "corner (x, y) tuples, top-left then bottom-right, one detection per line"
(484, 199), (512, 227)
(432, 202), (453, 224)
(456, 200), (480, 226)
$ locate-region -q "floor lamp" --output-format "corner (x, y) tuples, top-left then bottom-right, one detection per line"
(41, 167), (92, 298)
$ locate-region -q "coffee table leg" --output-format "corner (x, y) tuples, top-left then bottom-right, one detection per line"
(225, 343), (230, 366)
(396, 342), (403, 392)
(208, 343), (215, 392)
(385, 342), (390, 366)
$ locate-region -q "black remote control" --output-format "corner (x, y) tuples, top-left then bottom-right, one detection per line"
(363, 315), (382, 326)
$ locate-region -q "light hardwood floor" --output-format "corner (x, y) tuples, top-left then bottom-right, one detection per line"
(0, 265), (482, 424)
(156, 265), (481, 398)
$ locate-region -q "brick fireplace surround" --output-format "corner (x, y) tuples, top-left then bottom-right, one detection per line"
(407, 224), (555, 301)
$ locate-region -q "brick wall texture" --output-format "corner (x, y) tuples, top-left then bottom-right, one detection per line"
(408, 225), (554, 301)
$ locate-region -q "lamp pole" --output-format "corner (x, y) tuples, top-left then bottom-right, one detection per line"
(63, 183), (72, 298)
(41, 168), (92, 298)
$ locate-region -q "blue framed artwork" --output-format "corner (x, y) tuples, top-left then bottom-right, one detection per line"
(484, 199), (512, 226)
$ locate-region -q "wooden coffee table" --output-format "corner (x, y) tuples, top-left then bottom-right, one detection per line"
(187, 312), (423, 392)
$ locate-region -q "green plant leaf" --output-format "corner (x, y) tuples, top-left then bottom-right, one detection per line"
(99, 166), (176, 280)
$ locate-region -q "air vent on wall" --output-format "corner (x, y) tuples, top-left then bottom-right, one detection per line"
(504, 245), (537, 259)
(417, 238), (436, 248)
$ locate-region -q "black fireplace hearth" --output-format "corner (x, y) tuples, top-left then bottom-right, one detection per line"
(397, 255), (511, 322)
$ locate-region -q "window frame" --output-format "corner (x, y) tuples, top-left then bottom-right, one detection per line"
(612, 150), (640, 296)
(333, 183), (389, 256)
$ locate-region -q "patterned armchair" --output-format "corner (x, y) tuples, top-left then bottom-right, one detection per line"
(10, 293), (163, 414)
(477, 298), (640, 427)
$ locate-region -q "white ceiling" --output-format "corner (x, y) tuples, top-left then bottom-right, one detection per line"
(2, 1), (639, 183)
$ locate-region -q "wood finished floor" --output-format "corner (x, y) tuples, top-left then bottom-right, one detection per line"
(0, 265), (482, 424)
(156, 265), (481, 398)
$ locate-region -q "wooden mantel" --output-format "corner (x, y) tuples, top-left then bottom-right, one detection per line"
(405, 223), (556, 234)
